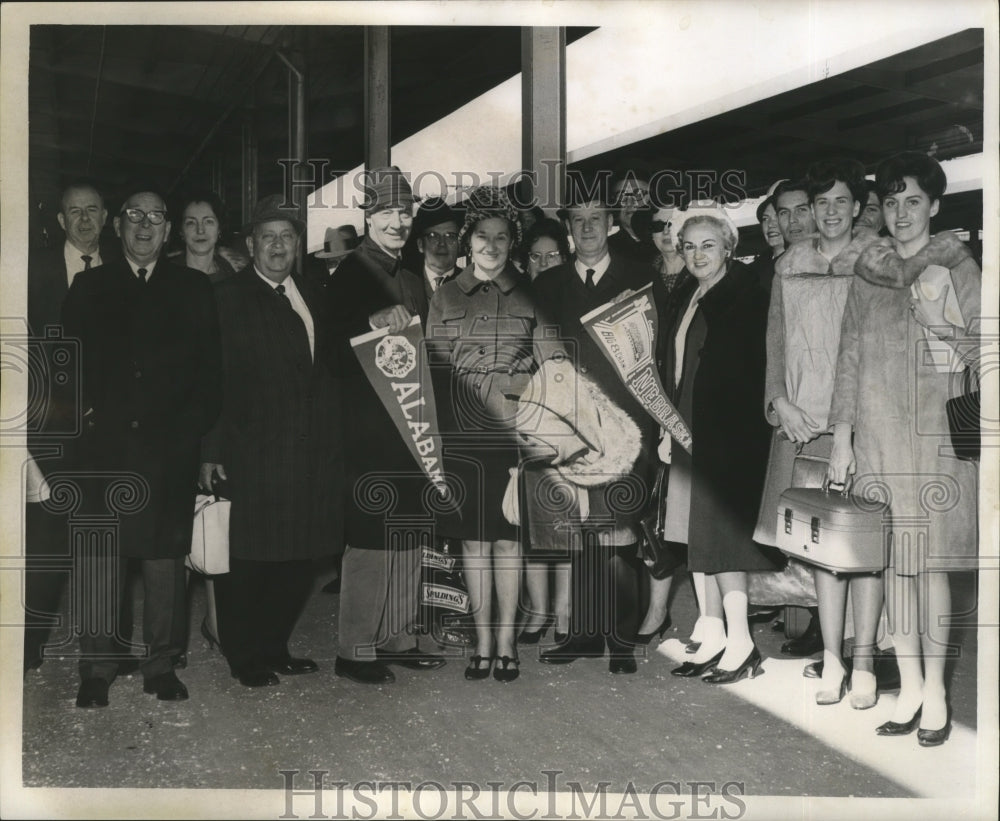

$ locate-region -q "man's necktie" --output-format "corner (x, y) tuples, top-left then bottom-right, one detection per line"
(433, 275), (443, 292)
(276, 283), (291, 304)
(585, 268), (596, 290)
(137, 267), (147, 284)
(81, 255), (92, 270)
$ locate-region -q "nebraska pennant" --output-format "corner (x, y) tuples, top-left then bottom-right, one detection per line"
(351, 316), (453, 497)
(580, 284), (693, 454)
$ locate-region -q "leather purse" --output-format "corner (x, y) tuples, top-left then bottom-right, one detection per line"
(946, 366), (980, 462)
(639, 464), (684, 580)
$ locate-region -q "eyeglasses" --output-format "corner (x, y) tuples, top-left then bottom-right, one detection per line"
(120, 208), (168, 225)
(425, 231), (458, 244)
(528, 251), (565, 265)
(650, 219), (671, 234)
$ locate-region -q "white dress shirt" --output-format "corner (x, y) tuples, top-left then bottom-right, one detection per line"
(64, 242), (102, 286)
(256, 269), (315, 360)
(574, 254), (611, 287)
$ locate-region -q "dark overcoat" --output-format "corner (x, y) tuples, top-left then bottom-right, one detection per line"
(325, 236), (432, 548)
(60, 256), (222, 559)
(201, 267), (344, 561)
(661, 261), (775, 572)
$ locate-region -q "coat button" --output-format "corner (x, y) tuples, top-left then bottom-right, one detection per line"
(130, 420), (140, 429)
(483, 285), (490, 293)
(580, 365), (589, 374)
(478, 347), (487, 355)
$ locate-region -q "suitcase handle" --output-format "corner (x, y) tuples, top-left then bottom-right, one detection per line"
(821, 476), (852, 496)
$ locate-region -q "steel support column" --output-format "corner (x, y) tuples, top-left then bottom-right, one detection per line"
(364, 26), (391, 171)
(521, 27), (565, 213)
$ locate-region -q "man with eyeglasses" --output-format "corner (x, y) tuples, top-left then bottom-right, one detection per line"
(61, 185), (222, 708)
(412, 197), (462, 300)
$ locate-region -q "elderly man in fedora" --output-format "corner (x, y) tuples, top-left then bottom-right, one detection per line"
(199, 194), (344, 688)
(326, 166), (446, 684)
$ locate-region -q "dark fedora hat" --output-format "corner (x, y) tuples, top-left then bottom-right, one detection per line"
(315, 226), (353, 260)
(245, 193), (305, 234)
(412, 197), (461, 238)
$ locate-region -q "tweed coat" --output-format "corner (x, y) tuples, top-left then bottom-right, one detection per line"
(660, 261), (777, 572)
(60, 256), (222, 559)
(201, 266), (344, 562)
(326, 235), (433, 548)
(426, 261), (558, 541)
(829, 240), (980, 574)
(532, 255), (658, 536)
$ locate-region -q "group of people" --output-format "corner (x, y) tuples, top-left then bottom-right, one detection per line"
(23, 152), (979, 749)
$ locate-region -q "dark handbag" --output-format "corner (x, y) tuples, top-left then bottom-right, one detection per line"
(639, 464), (685, 580)
(946, 367), (980, 461)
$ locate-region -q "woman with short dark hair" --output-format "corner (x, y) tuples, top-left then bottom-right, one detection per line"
(831, 151), (980, 744)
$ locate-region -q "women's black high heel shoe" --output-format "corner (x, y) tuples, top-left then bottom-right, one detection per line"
(917, 710), (951, 747)
(201, 617), (221, 651)
(671, 648), (724, 678)
(876, 707), (921, 736)
(518, 617), (552, 645)
(702, 646), (764, 684)
(635, 614), (672, 645)
(493, 655), (520, 682)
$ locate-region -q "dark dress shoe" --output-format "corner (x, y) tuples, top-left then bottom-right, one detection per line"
(609, 656), (637, 674)
(703, 646), (764, 684)
(76, 678), (110, 708)
(265, 656), (319, 675)
(493, 655), (520, 682)
(517, 627), (547, 645)
(874, 651), (901, 691)
(635, 615), (671, 646)
(334, 656), (395, 684)
(375, 648), (446, 670)
(143, 671), (189, 701)
(464, 655), (494, 680)
(803, 660), (823, 679)
(539, 639), (602, 665)
(671, 649), (724, 677)
(232, 667), (280, 688)
(917, 714), (951, 747)
(780, 611), (822, 657)
(876, 708), (921, 736)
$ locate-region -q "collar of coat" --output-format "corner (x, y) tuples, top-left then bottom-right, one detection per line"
(678, 259), (758, 312)
(356, 235), (402, 276)
(775, 227), (878, 279)
(455, 261), (522, 295)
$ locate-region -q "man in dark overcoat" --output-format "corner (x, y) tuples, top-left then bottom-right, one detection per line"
(326, 166), (446, 684)
(532, 191), (657, 674)
(24, 180), (121, 674)
(199, 194), (344, 688)
(61, 186), (221, 707)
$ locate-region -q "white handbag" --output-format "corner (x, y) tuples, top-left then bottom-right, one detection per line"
(187, 493), (231, 575)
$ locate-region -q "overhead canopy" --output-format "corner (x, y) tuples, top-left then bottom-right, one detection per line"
(307, 4), (987, 251)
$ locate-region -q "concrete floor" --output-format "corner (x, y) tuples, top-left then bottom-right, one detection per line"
(16, 566), (982, 805)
